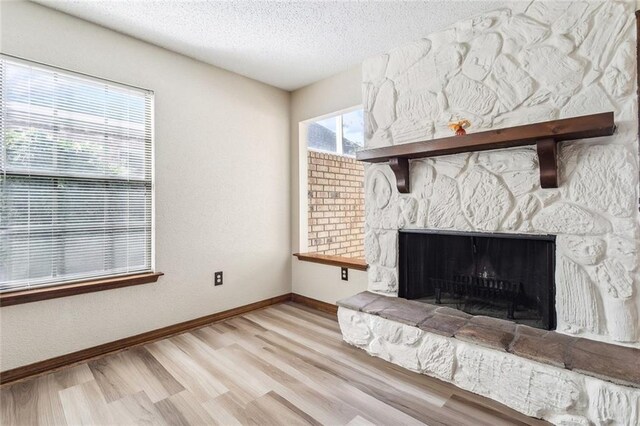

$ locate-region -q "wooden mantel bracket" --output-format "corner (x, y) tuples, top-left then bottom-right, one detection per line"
(536, 138), (558, 188)
(356, 112), (616, 193)
(389, 157), (410, 193)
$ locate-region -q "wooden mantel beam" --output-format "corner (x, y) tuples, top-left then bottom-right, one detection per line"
(356, 112), (615, 192)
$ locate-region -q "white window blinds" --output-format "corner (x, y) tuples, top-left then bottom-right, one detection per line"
(0, 55), (154, 292)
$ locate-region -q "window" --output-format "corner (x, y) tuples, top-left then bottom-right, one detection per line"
(305, 108), (365, 259)
(307, 109), (364, 157)
(0, 55), (154, 294)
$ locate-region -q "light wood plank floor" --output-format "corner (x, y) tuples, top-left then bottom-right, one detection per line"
(1, 302), (549, 425)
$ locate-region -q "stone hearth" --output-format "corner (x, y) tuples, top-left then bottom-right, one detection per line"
(338, 292), (640, 424)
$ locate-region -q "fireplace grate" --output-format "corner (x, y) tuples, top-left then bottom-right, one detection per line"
(430, 276), (523, 319)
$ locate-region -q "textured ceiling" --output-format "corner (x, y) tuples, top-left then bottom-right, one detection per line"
(33, 0), (515, 91)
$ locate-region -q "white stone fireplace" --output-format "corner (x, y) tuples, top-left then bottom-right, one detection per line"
(338, 1), (640, 424)
(364, 0), (639, 347)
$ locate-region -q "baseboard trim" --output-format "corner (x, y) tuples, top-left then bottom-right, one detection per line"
(0, 292), (340, 385)
(291, 293), (338, 315)
(0, 293), (292, 385)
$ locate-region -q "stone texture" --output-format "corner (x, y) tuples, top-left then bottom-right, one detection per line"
(371, 79), (396, 130)
(417, 333), (456, 380)
(476, 148), (538, 173)
(460, 166), (512, 231)
(514, 193), (541, 220)
(607, 234), (637, 271)
(595, 258), (634, 299)
(567, 145), (636, 218)
(378, 231), (397, 268)
(558, 235), (606, 266)
(359, 294), (396, 315)
(367, 314), (423, 346)
(376, 299), (437, 327)
(445, 75), (497, 115)
(515, 324), (547, 338)
(509, 333), (570, 369)
(337, 308), (372, 346)
(362, 84), (377, 139)
(603, 40), (635, 98)
(398, 196), (418, 227)
(367, 128), (392, 149)
(587, 380), (640, 426)
(493, 105), (558, 128)
(468, 315), (516, 332)
(368, 265), (397, 294)
(339, 305), (640, 424)
(546, 34), (575, 55)
(432, 154), (468, 179)
(569, 338), (640, 388)
(385, 39), (431, 80)
(341, 302), (640, 389)
(455, 322), (514, 352)
(426, 174), (459, 228)
(390, 117), (432, 144)
(454, 345), (583, 418)
(561, 83), (615, 118)
(367, 170), (392, 210)
(578, 1), (631, 72)
(418, 313), (468, 337)
(526, 1), (590, 35)
(350, 296), (432, 326)
(602, 297), (638, 343)
(336, 291), (382, 312)
(394, 43), (464, 95)
(396, 90), (439, 121)
(368, 336), (421, 372)
(358, 0), (640, 420)
(434, 306), (472, 319)
(520, 45), (583, 96)
(501, 14), (549, 46)
(532, 203), (611, 235)
(556, 256), (601, 334)
(454, 11), (502, 43)
(462, 32), (502, 81)
(364, 231), (380, 264)
(487, 55), (534, 112)
(362, 0), (640, 355)
(503, 171), (539, 198)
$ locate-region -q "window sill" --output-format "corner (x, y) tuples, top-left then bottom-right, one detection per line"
(0, 272), (164, 307)
(293, 252), (368, 271)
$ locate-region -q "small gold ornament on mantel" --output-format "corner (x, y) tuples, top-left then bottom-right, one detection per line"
(448, 119), (471, 136)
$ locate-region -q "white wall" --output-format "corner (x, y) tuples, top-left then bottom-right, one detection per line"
(290, 66), (368, 303)
(0, 0), (291, 371)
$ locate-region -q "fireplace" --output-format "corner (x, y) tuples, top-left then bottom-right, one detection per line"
(399, 230), (556, 330)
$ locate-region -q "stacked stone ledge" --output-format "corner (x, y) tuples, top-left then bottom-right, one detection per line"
(337, 292), (640, 425)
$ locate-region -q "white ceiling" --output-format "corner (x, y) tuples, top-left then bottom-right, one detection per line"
(34, 0), (513, 91)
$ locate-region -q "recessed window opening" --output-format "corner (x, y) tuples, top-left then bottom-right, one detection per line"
(305, 108), (365, 259)
(0, 55), (155, 293)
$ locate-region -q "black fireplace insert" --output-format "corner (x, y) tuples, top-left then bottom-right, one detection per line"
(399, 229), (556, 330)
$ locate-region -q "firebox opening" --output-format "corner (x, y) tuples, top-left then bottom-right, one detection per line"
(399, 230), (556, 330)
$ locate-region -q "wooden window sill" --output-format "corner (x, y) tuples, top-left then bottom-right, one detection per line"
(0, 272), (164, 307)
(293, 252), (368, 271)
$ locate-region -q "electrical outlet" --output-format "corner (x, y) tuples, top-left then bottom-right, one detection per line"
(341, 267), (348, 281)
(214, 271), (223, 286)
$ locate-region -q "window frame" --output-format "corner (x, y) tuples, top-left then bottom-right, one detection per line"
(298, 105), (365, 260)
(306, 108), (363, 158)
(0, 54), (160, 305)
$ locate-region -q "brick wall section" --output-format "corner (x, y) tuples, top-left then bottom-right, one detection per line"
(308, 150), (365, 258)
